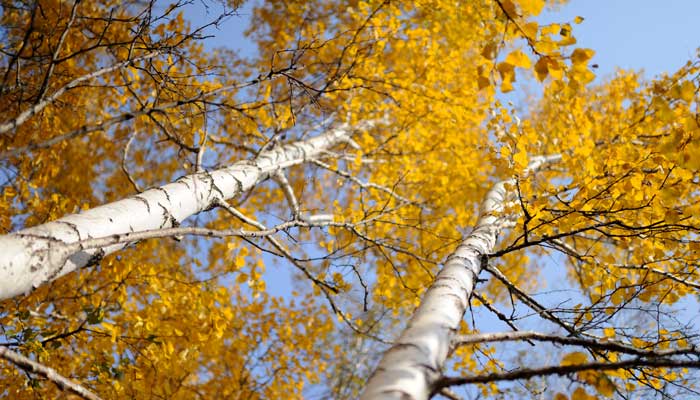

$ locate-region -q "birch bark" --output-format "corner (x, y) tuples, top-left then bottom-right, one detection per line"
(0, 122), (367, 300)
(360, 155), (560, 400)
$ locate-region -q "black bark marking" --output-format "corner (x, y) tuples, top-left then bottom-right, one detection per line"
(134, 195), (150, 213)
(175, 176), (192, 190)
(445, 254), (471, 265)
(58, 221), (81, 240)
(198, 169), (225, 204)
(230, 174), (243, 194)
(154, 187), (171, 203)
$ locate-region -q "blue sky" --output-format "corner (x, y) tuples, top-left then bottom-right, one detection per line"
(541, 0), (700, 78)
(191, 1), (700, 78)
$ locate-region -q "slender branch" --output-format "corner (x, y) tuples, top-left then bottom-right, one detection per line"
(615, 264), (700, 290)
(61, 218), (382, 255)
(0, 52), (160, 136)
(271, 170), (301, 218)
(470, 292), (527, 337)
(0, 72), (272, 158)
(0, 347), (103, 400)
(214, 200), (337, 293)
(438, 388), (462, 400)
(214, 200), (384, 340)
(195, 105), (209, 172)
(35, 0), (80, 103)
(436, 358), (700, 388)
(121, 130), (142, 192)
(482, 263), (580, 336)
(453, 331), (700, 358)
(309, 157), (419, 206)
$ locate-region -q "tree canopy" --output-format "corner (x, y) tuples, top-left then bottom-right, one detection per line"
(1, 0), (700, 399)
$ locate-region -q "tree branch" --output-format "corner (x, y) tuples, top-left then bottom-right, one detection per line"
(0, 346), (103, 400)
(436, 358), (700, 389)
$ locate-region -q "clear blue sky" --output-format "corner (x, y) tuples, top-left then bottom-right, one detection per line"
(541, 0), (700, 79)
(190, 0), (700, 78)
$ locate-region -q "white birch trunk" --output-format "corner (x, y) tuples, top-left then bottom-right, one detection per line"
(361, 155), (560, 400)
(0, 123), (365, 300)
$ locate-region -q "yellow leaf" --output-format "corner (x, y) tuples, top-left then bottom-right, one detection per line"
(513, 148), (529, 169)
(603, 327), (615, 338)
(561, 351), (588, 366)
(481, 42), (498, 60)
(594, 374), (616, 397)
(501, 78), (514, 93)
(689, 242), (700, 252)
(354, 152), (363, 167)
(518, 0), (545, 15)
(500, 145), (512, 159)
(497, 62), (516, 92)
(611, 289), (625, 305)
(236, 273), (249, 284)
(505, 50), (532, 69)
(234, 255), (246, 269)
(680, 80), (695, 102)
(572, 387), (591, 400)
(522, 22), (538, 39)
(574, 16), (585, 24)
(571, 48), (595, 66)
(500, 0), (517, 16)
(477, 75), (491, 90)
(534, 57), (549, 81)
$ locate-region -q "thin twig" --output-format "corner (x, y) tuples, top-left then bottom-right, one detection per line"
(121, 130), (142, 192)
(482, 263), (580, 336)
(309, 158), (418, 206)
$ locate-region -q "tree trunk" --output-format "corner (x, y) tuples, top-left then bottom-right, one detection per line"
(361, 155), (559, 400)
(0, 123), (363, 300)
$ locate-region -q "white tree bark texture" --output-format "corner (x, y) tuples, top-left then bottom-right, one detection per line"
(361, 155), (560, 400)
(0, 122), (366, 300)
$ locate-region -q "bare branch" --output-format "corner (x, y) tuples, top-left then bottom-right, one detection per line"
(271, 170), (301, 218)
(453, 330), (700, 358)
(0, 346), (103, 400)
(436, 358), (700, 389)
(482, 263), (581, 336)
(309, 158), (419, 206)
(615, 264), (700, 290)
(121, 130), (143, 193)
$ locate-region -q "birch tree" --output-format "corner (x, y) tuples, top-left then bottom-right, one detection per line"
(2, 0), (700, 399)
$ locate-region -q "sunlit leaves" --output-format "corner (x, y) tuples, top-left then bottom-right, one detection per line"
(3, 0), (700, 398)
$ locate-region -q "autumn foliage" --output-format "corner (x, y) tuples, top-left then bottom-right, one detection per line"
(1, 0), (700, 399)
